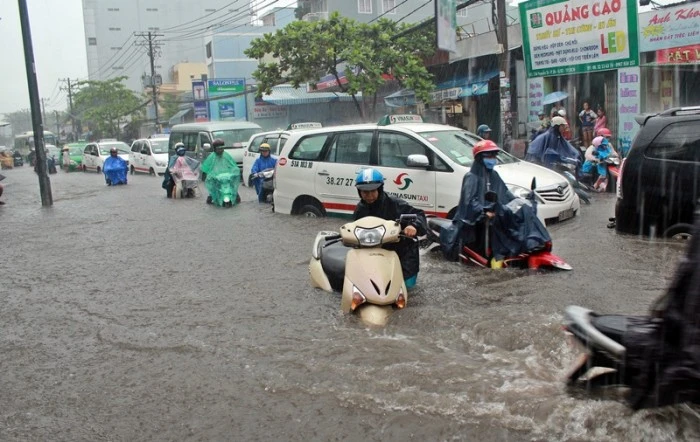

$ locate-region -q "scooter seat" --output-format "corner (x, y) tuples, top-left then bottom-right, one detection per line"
(591, 314), (631, 344)
(320, 241), (350, 289)
(428, 217), (452, 231)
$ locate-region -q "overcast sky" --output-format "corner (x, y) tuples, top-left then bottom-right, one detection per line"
(0, 0), (87, 115)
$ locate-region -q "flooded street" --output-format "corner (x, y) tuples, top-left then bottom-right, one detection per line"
(1, 166), (698, 441)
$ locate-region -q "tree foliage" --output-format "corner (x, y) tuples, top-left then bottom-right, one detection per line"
(245, 13), (435, 120)
(2, 109), (33, 135)
(73, 77), (143, 139)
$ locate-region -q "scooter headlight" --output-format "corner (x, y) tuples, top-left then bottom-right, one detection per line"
(395, 288), (406, 309)
(351, 285), (366, 311)
(354, 226), (386, 246)
(223, 196), (231, 203)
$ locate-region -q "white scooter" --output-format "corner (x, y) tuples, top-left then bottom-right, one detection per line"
(309, 215), (416, 326)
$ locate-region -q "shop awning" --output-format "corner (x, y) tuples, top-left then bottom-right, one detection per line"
(384, 89), (417, 108)
(458, 70), (499, 98)
(261, 85), (360, 106)
(168, 108), (192, 125)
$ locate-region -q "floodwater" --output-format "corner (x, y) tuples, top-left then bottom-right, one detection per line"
(1, 166), (698, 441)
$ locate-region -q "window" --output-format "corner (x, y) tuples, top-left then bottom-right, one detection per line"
(110, 46), (122, 50)
(182, 133), (198, 152)
(107, 7), (119, 11)
(378, 132), (428, 168)
(131, 142), (141, 153)
(382, 0), (397, 14)
(646, 122), (700, 162)
(277, 137), (288, 155)
(146, 8), (158, 12)
(108, 27), (121, 31)
(248, 135), (265, 154)
(289, 134), (330, 160)
(457, 8), (467, 17)
(324, 131), (373, 165)
(88, 37), (97, 46)
(169, 132), (183, 151)
(358, 0), (372, 14)
(198, 133), (212, 148)
(206, 42), (212, 58)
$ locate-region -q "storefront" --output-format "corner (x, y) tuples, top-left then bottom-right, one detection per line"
(520, 0), (640, 152)
(638, 3), (700, 112)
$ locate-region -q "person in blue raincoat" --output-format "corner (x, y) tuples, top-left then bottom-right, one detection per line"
(250, 143), (277, 203)
(103, 147), (128, 185)
(525, 116), (581, 168)
(440, 140), (551, 267)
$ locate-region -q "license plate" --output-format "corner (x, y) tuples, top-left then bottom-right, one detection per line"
(558, 208), (574, 221)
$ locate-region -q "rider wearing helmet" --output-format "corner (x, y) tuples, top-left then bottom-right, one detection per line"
(163, 142), (187, 197)
(582, 135), (617, 192)
(353, 168), (427, 289)
(476, 124), (492, 139)
(201, 138), (241, 205)
(250, 143), (277, 203)
(440, 140), (550, 267)
(103, 145), (128, 185)
(525, 115), (580, 168)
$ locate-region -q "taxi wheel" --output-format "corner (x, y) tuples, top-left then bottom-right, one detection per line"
(149, 168), (155, 176)
(299, 204), (323, 218)
(130, 165), (135, 175)
(96, 166), (101, 173)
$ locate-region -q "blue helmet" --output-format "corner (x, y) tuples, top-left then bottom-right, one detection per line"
(477, 124), (492, 137)
(355, 168), (384, 191)
(176, 146), (186, 156)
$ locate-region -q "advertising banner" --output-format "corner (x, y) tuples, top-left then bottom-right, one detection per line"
(519, 0), (639, 77)
(207, 78), (246, 121)
(253, 104), (288, 119)
(639, 4), (700, 52)
(192, 80), (209, 122)
(436, 0), (457, 53)
(616, 67), (641, 157)
(527, 77), (545, 122)
(656, 44), (700, 64)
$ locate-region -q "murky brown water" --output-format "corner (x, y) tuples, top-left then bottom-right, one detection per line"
(1, 166), (698, 441)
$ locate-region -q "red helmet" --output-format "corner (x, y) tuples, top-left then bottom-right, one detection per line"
(597, 127), (612, 137)
(472, 140), (500, 157)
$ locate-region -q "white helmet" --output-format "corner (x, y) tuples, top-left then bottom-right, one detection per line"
(551, 116), (568, 126)
(558, 109), (567, 117)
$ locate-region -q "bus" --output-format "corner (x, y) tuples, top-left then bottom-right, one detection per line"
(13, 131), (59, 158)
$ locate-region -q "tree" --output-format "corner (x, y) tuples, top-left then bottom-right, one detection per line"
(73, 77), (144, 139)
(245, 13), (435, 120)
(2, 109), (33, 135)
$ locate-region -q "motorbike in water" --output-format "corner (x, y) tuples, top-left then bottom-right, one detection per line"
(250, 168), (274, 203)
(309, 214), (417, 326)
(552, 158), (592, 205)
(427, 182), (572, 270)
(581, 156), (620, 193)
(170, 156), (200, 199)
(103, 157), (128, 185)
(206, 172), (241, 207)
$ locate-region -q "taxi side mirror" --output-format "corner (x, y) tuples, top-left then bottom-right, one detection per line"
(406, 154), (429, 168)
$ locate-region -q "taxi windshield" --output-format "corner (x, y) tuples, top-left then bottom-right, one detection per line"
(150, 140), (168, 153)
(418, 130), (519, 167)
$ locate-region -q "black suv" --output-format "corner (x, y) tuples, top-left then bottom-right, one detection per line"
(615, 106), (700, 239)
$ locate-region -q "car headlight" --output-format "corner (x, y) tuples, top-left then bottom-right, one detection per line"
(507, 184), (544, 204)
(354, 225), (386, 246)
(70, 160), (77, 166)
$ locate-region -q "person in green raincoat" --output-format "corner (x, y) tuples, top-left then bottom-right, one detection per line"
(200, 138), (241, 206)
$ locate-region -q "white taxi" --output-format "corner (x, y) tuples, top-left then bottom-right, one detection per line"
(82, 141), (130, 173)
(272, 115), (580, 225)
(242, 123), (322, 186)
(129, 136), (170, 175)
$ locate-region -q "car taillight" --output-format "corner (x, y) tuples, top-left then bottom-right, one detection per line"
(616, 158), (626, 199)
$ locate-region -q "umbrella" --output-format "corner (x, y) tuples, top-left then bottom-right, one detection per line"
(542, 91), (568, 105)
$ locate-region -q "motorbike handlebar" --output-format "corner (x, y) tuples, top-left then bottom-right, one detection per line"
(324, 234), (341, 241)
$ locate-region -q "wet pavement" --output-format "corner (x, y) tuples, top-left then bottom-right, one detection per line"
(1, 166), (698, 441)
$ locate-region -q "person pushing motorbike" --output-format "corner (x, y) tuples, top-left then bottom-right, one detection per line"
(441, 140), (550, 268)
(250, 143), (277, 203)
(353, 168), (427, 289)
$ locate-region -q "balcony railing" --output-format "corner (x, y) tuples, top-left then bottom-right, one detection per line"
(302, 11), (328, 22)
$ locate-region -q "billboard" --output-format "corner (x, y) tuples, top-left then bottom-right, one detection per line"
(207, 78), (247, 121)
(192, 80), (209, 122)
(436, 0), (457, 53)
(639, 3), (700, 52)
(519, 0), (639, 77)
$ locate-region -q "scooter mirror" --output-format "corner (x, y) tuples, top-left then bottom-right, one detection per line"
(399, 214), (417, 224)
(530, 177), (537, 190)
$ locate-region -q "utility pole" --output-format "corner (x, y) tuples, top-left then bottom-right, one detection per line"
(18, 0), (52, 206)
(41, 97), (47, 125)
(495, 0), (512, 152)
(135, 32), (163, 133)
(54, 110), (60, 135)
(62, 78), (78, 139)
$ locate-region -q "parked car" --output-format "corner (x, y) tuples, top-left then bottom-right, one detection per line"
(273, 115), (580, 225)
(241, 123), (322, 186)
(615, 106), (700, 239)
(129, 136), (170, 175)
(82, 141), (130, 173)
(61, 143), (87, 171)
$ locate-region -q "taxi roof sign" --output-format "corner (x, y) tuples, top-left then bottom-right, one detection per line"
(378, 114), (424, 126)
(286, 122), (323, 130)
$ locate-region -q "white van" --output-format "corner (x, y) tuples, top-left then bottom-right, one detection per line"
(273, 116), (581, 225)
(168, 121), (263, 167)
(129, 136), (170, 175)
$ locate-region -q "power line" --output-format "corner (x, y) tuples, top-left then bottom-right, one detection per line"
(369, 0), (411, 22)
(159, 0), (244, 33)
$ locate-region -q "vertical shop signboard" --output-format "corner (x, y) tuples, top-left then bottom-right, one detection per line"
(207, 78), (247, 121)
(617, 67), (641, 157)
(192, 80), (209, 122)
(527, 77), (545, 122)
(519, 0), (639, 77)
